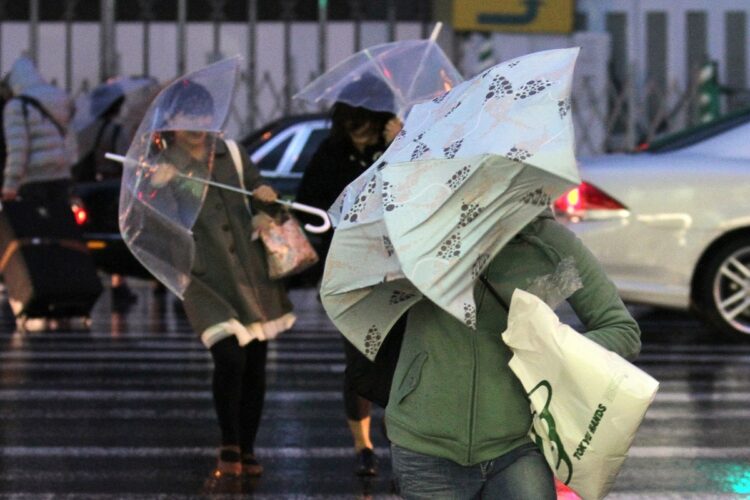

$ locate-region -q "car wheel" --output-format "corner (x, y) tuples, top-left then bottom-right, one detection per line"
(695, 237), (750, 338)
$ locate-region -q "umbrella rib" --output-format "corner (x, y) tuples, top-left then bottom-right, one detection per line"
(361, 49), (408, 115)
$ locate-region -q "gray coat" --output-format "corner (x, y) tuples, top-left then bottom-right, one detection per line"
(181, 140), (293, 338)
(2, 57), (74, 191)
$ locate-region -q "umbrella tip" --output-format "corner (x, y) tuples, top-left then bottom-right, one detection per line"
(429, 22), (443, 42)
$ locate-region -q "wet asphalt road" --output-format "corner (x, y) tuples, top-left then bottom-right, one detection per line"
(0, 281), (749, 499)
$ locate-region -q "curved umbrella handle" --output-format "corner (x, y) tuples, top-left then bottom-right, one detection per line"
(106, 153), (332, 233)
(274, 199), (331, 234)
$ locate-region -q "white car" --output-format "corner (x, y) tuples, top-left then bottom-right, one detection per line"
(555, 110), (750, 338)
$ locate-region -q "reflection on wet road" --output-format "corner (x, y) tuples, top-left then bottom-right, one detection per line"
(0, 282), (748, 498)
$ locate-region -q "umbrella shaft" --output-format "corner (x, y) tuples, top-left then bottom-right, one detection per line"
(175, 173), (254, 197)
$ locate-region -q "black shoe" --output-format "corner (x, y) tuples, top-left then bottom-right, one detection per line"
(356, 448), (378, 476)
(112, 285), (137, 305)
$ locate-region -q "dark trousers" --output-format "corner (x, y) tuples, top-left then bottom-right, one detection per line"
(18, 179), (72, 205)
(209, 336), (268, 453)
(343, 339), (372, 421)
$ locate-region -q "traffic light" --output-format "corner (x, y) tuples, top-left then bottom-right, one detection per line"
(697, 61), (720, 123)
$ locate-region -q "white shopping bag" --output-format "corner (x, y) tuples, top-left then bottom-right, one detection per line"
(501, 289), (659, 500)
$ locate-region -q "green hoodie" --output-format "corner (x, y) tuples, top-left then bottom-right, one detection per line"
(385, 215), (641, 466)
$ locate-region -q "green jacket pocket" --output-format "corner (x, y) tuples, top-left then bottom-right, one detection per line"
(394, 351), (428, 404)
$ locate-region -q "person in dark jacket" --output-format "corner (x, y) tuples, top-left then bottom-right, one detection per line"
(152, 80), (296, 478)
(296, 90), (402, 476)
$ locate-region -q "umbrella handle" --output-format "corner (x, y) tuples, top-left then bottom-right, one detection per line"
(104, 153), (332, 234)
(273, 199), (331, 234)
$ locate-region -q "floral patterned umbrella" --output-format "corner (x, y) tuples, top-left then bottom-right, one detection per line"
(321, 48), (581, 359)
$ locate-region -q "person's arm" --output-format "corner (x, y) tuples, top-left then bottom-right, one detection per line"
(239, 149), (278, 206)
(2, 98), (30, 200)
(548, 220), (642, 361)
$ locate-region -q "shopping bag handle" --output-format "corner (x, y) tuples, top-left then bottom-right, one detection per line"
(479, 275), (509, 312)
(105, 153), (332, 234)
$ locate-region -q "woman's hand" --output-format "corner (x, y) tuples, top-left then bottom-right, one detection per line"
(150, 163), (177, 187)
(383, 117), (404, 144)
(252, 184), (278, 204)
(1, 187), (17, 201)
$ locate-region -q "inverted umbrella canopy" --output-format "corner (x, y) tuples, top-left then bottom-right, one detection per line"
(118, 57), (241, 297)
(321, 48), (581, 359)
(294, 27), (463, 117)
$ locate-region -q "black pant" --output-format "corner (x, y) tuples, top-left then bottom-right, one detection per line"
(18, 179), (72, 205)
(343, 339), (372, 421)
(209, 336), (268, 453)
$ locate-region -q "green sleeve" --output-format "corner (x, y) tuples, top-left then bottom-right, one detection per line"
(545, 220), (642, 361)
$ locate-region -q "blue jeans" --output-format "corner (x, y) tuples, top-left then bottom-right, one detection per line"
(391, 442), (556, 500)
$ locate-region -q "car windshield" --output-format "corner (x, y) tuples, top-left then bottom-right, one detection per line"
(642, 107), (750, 153)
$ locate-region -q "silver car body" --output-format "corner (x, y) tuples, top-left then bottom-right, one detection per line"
(565, 120), (750, 310)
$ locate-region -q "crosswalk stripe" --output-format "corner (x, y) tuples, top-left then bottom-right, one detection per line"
(0, 389), (341, 401)
(0, 406), (744, 421)
(637, 353), (750, 362)
(0, 350), (344, 361)
(641, 344), (750, 353)
(0, 445), (746, 460)
(0, 362), (346, 373)
(3, 388), (750, 405)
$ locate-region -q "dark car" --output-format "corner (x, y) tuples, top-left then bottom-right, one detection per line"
(241, 113), (330, 197)
(73, 114), (332, 278)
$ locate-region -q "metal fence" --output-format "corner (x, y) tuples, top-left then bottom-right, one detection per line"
(3, 0), (748, 151)
(2, 0), (427, 135)
(574, 71), (750, 154)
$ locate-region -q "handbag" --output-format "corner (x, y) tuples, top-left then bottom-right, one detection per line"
(500, 288), (659, 500)
(252, 210), (319, 279)
(225, 138), (319, 280)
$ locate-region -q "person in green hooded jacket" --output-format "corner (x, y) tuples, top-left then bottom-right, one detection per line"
(386, 211), (641, 499)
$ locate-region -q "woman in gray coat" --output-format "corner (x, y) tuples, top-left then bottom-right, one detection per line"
(153, 80), (295, 477)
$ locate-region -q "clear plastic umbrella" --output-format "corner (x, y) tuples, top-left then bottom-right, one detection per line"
(294, 23), (463, 117)
(108, 57), (331, 298)
(113, 57), (241, 297)
(72, 76), (159, 155)
(73, 76), (159, 131)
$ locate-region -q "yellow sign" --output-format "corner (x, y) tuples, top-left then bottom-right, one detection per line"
(453, 0), (575, 34)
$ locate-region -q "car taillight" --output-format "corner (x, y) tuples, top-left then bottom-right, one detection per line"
(553, 182), (629, 222)
(71, 200), (88, 226)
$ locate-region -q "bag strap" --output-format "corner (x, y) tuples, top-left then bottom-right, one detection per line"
(224, 138), (252, 214)
(225, 139), (244, 186)
(17, 95), (66, 137)
(479, 274), (509, 312)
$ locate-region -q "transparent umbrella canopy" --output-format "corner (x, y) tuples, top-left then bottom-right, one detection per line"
(116, 57), (241, 297)
(72, 76), (160, 156)
(294, 23), (463, 117)
(108, 57), (331, 298)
